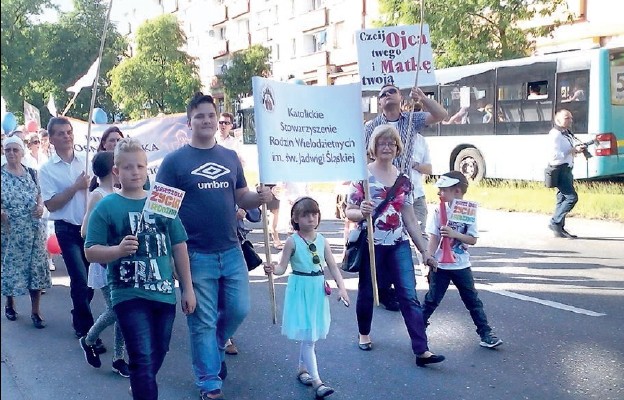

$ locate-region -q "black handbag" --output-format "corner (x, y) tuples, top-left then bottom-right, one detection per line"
(241, 239), (263, 271)
(544, 164), (564, 188)
(342, 226), (368, 273)
(341, 175), (409, 273)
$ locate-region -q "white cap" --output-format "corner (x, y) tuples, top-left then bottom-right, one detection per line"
(434, 175), (460, 188)
(3, 135), (25, 151)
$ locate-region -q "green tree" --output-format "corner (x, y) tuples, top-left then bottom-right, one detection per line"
(1, 0), (55, 121)
(1, 0), (127, 125)
(377, 0), (571, 68)
(220, 44), (271, 109)
(108, 14), (201, 120)
(48, 0), (127, 121)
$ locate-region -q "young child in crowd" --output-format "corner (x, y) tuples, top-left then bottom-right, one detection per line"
(264, 197), (349, 399)
(79, 151), (129, 377)
(84, 138), (196, 399)
(423, 171), (503, 348)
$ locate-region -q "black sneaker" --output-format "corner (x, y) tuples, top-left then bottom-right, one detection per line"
(548, 223), (566, 238)
(94, 338), (107, 354)
(480, 333), (503, 348)
(112, 359), (130, 378)
(560, 228), (578, 239)
(79, 336), (102, 368)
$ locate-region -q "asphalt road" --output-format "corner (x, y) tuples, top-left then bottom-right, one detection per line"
(2, 204), (623, 400)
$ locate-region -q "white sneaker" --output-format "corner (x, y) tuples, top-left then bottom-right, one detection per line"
(48, 259), (56, 271)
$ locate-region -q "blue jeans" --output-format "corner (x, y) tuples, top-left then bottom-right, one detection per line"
(550, 166), (578, 227)
(114, 298), (175, 400)
(357, 240), (429, 354)
(54, 221), (94, 335)
(187, 246), (250, 392)
(423, 267), (492, 337)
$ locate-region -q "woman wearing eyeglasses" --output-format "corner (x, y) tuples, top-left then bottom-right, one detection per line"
(264, 197), (349, 399)
(1, 136), (52, 328)
(346, 124), (445, 367)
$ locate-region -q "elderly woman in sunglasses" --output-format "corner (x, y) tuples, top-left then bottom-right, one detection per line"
(346, 124), (445, 367)
(1, 136), (52, 328)
(24, 132), (48, 170)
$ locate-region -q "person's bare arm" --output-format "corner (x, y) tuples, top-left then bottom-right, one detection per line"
(172, 242), (196, 315)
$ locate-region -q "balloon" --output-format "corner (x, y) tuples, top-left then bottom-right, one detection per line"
(92, 108), (107, 124)
(288, 78), (307, 85)
(2, 112), (17, 133)
(46, 234), (62, 255)
(26, 120), (39, 132)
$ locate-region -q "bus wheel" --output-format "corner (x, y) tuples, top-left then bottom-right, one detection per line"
(454, 148), (485, 182)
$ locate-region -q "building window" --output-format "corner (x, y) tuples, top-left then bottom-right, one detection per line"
(311, 0), (324, 10)
(219, 27), (227, 40)
(334, 21), (349, 49)
(272, 44), (280, 61)
(291, 38), (297, 58)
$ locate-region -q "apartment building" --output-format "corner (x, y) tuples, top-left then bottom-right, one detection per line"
(166, 0), (380, 107)
(120, 0), (622, 107)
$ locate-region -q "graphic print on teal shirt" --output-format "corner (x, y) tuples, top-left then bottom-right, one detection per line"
(120, 211), (173, 294)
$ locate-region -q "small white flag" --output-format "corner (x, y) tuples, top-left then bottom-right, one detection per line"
(47, 94), (57, 116)
(66, 57), (100, 93)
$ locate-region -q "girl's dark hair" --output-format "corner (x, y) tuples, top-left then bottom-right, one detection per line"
(290, 197), (321, 231)
(89, 151), (114, 192)
(92, 151), (114, 179)
(98, 126), (124, 152)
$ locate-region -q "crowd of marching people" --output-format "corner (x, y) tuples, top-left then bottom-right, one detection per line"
(1, 85), (510, 400)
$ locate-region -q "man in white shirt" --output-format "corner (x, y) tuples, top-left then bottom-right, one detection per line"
(364, 85), (447, 311)
(410, 133), (432, 238)
(216, 112), (244, 167)
(547, 109), (586, 239)
(39, 117), (95, 339)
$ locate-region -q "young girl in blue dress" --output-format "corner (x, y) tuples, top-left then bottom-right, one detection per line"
(264, 196), (349, 399)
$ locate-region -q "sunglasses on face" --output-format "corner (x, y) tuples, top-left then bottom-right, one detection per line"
(29, 140), (40, 145)
(218, 121), (231, 125)
(379, 88), (398, 99)
(306, 242), (321, 265)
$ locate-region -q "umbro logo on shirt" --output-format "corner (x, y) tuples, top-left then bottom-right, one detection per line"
(191, 162), (230, 180)
(191, 162), (231, 189)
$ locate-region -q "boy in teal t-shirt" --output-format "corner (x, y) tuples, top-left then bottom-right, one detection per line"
(85, 137), (196, 398)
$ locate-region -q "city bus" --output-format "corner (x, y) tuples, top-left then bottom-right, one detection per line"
(237, 46), (623, 181)
(418, 46), (623, 181)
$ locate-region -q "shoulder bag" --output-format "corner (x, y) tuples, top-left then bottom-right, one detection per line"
(238, 230), (263, 271)
(342, 175), (409, 273)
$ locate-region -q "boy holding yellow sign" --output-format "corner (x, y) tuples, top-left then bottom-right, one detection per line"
(85, 137), (196, 398)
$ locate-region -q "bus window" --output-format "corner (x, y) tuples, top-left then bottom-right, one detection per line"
(557, 71), (589, 133)
(560, 75), (588, 102)
(527, 81), (548, 99)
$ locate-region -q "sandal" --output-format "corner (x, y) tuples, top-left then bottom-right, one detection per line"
(297, 371), (314, 386)
(5, 306), (17, 321)
(314, 383), (335, 398)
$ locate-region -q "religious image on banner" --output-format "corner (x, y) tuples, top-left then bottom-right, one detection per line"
(252, 77), (367, 184)
(356, 25), (436, 92)
(24, 101), (41, 128)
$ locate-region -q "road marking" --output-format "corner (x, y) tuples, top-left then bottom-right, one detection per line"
(477, 284), (607, 317)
